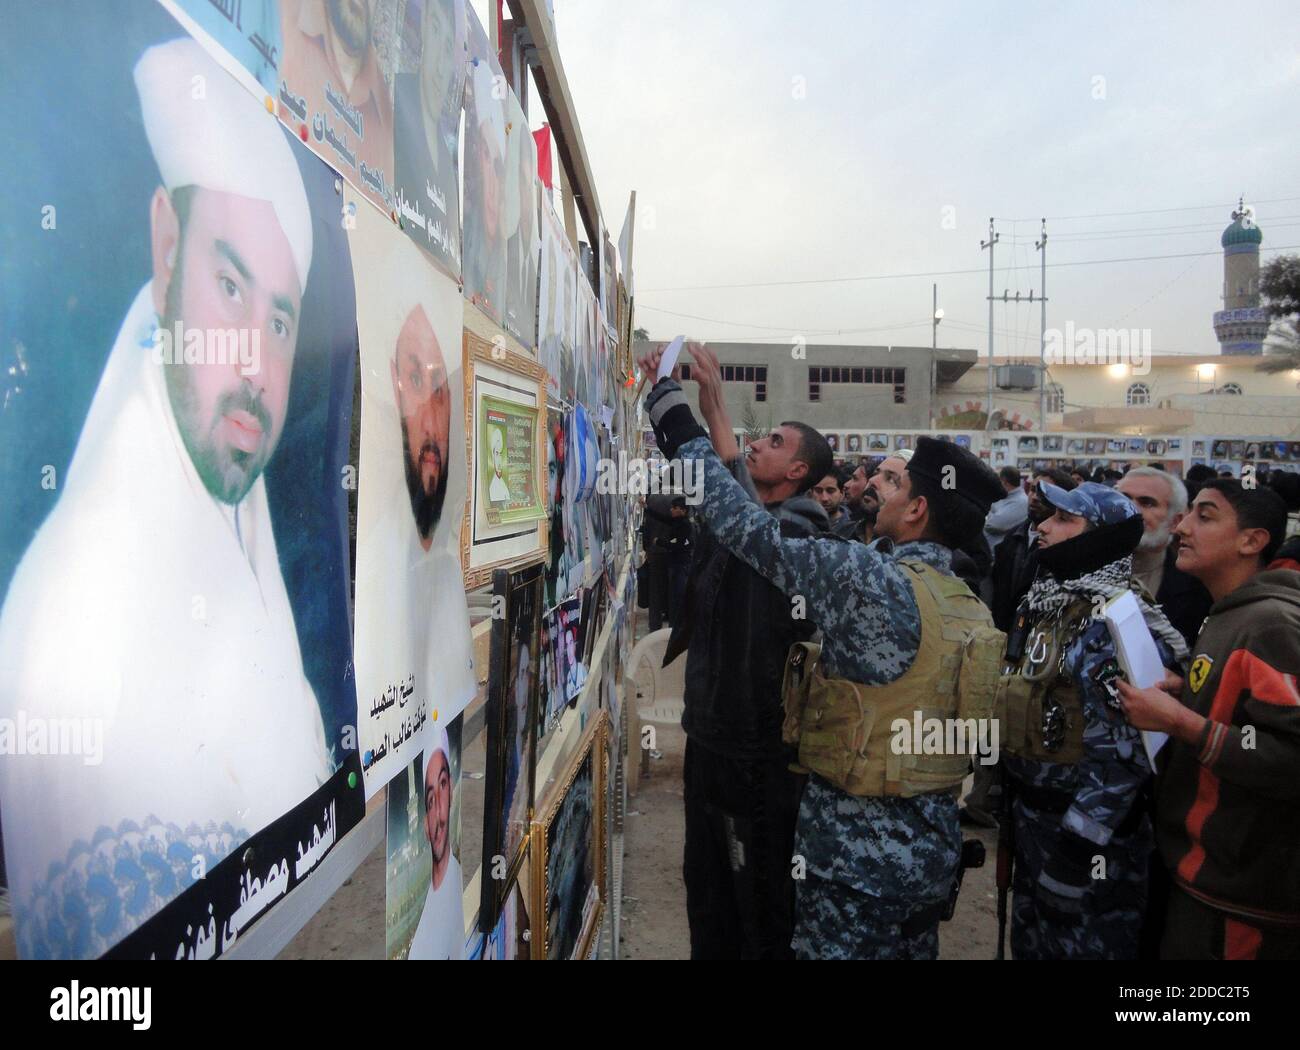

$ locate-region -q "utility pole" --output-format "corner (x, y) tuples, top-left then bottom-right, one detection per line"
(1036, 219), (1049, 431)
(981, 219), (999, 429)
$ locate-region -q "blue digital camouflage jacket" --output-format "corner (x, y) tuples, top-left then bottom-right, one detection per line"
(680, 436), (961, 907)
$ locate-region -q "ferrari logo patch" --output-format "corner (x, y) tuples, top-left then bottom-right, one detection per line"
(1189, 655), (1213, 693)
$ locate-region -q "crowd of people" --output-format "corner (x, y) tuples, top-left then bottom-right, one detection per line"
(636, 341), (1300, 961)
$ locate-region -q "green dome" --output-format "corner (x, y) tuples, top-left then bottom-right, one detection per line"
(1222, 217), (1263, 248)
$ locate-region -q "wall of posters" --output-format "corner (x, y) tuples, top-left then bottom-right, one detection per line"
(276, 0), (397, 214)
(351, 198), (476, 797)
(462, 4), (507, 323)
(0, 8), (363, 958)
(392, 0), (468, 278)
(385, 718), (465, 960)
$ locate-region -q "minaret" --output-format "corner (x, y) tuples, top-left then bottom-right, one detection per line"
(1213, 198), (1269, 355)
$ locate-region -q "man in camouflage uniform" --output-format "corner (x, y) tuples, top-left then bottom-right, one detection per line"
(643, 363), (1004, 959)
(999, 481), (1185, 959)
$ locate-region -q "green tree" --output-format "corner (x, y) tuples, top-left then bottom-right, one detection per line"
(740, 398), (762, 444)
(1257, 254), (1300, 373)
(633, 326), (649, 341)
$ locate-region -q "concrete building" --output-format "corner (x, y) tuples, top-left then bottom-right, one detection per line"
(630, 340), (978, 435)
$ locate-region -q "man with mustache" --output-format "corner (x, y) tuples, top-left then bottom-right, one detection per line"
(0, 39), (330, 959)
(279, 0), (395, 201)
(409, 729), (465, 958)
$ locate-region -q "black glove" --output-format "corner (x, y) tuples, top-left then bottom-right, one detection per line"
(646, 378), (706, 460)
(1035, 832), (1099, 926)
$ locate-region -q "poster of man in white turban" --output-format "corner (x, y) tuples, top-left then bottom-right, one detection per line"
(0, 6), (363, 959)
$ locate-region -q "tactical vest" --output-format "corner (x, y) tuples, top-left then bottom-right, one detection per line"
(780, 559), (1005, 798)
(995, 597), (1091, 764)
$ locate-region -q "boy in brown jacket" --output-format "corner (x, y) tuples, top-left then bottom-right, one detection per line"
(1119, 479), (1300, 959)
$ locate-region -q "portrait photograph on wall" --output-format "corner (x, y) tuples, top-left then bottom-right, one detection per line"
(504, 91), (540, 349)
(385, 716), (465, 960)
(480, 563), (544, 932)
(537, 191), (567, 401)
(350, 201), (476, 796)
(276, 0), (397, 214)
(531, 712), (605, 960)
(461, 3), (507, 324)
(392, 0), (468, 279)
(0, 5), (364, 958)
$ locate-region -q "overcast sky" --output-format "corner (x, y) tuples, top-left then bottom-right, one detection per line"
(540, 0), (1300, 361)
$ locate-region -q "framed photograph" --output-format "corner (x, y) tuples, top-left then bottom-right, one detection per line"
(1086, 438), (1105, 454)
(826, 433), (841, 453)
(1043, 436), (1063, 452)
(1017, 436), (1039, 453)
(463, 330), (548, 588)
(1127, 437), (1146, 453)
(1066, 438), (1084, 454)
(894, 434), (911, 450)
(869, 433), (889, 451)
(1192, 440), (1206, 456)
(846, 434), (862, 454)
(1108, 439), (1127, 453)
(531, 712), (607, 960)
(480, 563), (544, 931)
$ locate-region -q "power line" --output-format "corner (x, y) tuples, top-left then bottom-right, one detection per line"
(995, 195), (1300, 224)
(639, 244), (1300, 294)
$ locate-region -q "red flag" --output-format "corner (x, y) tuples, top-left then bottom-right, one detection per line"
(533, 124), (553, 189)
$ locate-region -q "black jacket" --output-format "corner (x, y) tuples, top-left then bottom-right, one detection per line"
(990, 519), (1038, 632)
(666, 464), (828, 760)
(1155, 544), (1213, 650)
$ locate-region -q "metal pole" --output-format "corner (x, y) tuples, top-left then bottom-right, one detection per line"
(1037, 219), (1047, 431)
(931, 282), (937, 426)
(981, 219), (998, 429)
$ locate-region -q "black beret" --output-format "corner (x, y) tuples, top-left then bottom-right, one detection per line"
(907, 436), (1005, 516)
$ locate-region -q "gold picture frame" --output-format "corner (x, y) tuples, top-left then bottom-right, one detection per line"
(462, 329), (549, 589)
(529, 711), (607, 960)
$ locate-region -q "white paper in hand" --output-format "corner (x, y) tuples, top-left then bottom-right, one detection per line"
(657, 335), (686, 381)
(1102, 590), (1169, 766)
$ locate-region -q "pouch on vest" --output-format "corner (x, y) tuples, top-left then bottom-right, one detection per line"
(781, 640), (821, 762)
(995, 613), (1087, 765)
